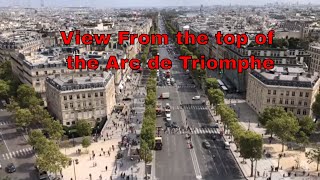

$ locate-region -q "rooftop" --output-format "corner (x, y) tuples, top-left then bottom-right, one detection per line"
(251, 67), (320, 88)
(46, 72), (113, 92)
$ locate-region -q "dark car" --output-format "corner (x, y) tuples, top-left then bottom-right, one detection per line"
(165, 122), (179, 128)
(202, 141), (211, 149)
(5, 163), (16, 173)
(122, 97), (132, 101)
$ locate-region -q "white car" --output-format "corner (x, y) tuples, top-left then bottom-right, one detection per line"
(192, 96), (200, 100)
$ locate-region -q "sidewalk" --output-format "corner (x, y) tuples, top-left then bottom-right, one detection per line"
(61, 72), (146, 180)
(207, 95), (320, 180)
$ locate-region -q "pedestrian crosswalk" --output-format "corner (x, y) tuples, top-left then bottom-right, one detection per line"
(1, 147), (34, 160)
(162, 105), (207, 110)
(0, 121), (12, 126)
(157, 85), (196, 89)
(165, 127), (220, 135)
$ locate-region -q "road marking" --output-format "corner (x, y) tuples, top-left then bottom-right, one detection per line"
(9, 152), (12, 158)
(166, 135), (171, 157)
(0, 128), (11, 154)
(189, 138), (202, 179)
(6, 153), (9, 160)
(12, 151), (16, 157)
(2, 154), (5, 159)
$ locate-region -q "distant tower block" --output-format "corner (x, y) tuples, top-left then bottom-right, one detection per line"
(41, 0), (44, 7)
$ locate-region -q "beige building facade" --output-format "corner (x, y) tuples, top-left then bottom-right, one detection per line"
(309, 44), (320, 73)
(246, 67), (320, 118)
(45, 72), (116, 127)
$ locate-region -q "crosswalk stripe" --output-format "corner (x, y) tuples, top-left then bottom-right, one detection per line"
(6, 153), (10, 159)
(2, 154), (5, 159)
(12, 151), (16, 157)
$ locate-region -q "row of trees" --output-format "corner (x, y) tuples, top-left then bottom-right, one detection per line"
(204, 77), (262, 177)
(0, 61), (73, 173)
(164, 21), (206, 83)
(140, 70), (157, 163)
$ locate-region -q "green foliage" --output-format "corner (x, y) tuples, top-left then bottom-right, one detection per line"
(207, 88), (224, 106)
(140, 140), (153, 163)
(312, 93), (320, 119)
(0, 80), (10, 100)
(16, 84), (41, 108)
(6, 98), (19, 113)
(28, 130), (49, 154)
(0, 61), (13, 81)
(266, 114), (299, 151)
(15, 108), (33, 129)
(44, 118), (65, 141)
(36, 140), (70, 173)
(258, 106), (287, 126)
(239, 131), (263, 176)
(306, 147), (320, 171)
(298, 116), (316, 136)
(75, 120), (92, 137)
(205, 78), (219, 92)
(30, 105), (51, 125)
(81, 137), (91, 149)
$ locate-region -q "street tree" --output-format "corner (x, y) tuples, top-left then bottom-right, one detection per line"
(30, 105), (51, 125)
(205, 78), (219, 92)
(239, 131), (263, 177)
(266, 115), (300, 152)
(36, 141), (70, 173)
(15, 108), (33, 130)
(306, 147), (320, 171)
(145, 92), (156, 107)
(141, 125), (155, 149)
(6, 98), (19, 113)
(81, 137), (91, 149)
(28, 130), (49, 154)
(75, 120), (92, 137)
(312, 94), (320, 121)
(0, 80), (10, 100)
(207, 88), (224, 107)
(16, 84), (40, 108)
(44, 118), (65, 141)
(259, 106), (287, 126)
(298, 116), (316, 136)
(140, 140), (153, 163)
(0, 61), (13, 81)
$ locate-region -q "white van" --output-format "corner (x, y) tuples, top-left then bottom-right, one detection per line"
(224, 141), (230, 150)
(192, 96), (200, 100)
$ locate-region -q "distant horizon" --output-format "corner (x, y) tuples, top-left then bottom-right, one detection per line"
(0, 0), (319, 8)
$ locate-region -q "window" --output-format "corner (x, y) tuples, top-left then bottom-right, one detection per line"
(285, 99), (288, 104)
(82, 94), (85, 98)
(64, 104), (68, 109)
(95, 93), (98, 97)
(53, 70), (56, 73)
(36, 72), (38, 75)
(297, 109), (301, 115)
(101, 100), (104, 105)
(303, 109), (307, 115)
(299, 92), (303, 97)
(279, 98), (283, 104)
(100, 92), (104, 96)
(77, 94), (80, 99)
(305, 92), (309, 97)
(273, 90), (276, 95)
(88, 93), (91, 98)
(304, 102), (308, 106)
(66, 122), (70, 125)
(286, 91), (289, 96)
(268, 90), (271, 95)
(78, 103), (80, 108)
(64, 96), (67, 100)
(83, 102), (86, 107)
(267, 98), (270, 103)
(272, 98), (276, 104)
(292, 92), (295, 96)
(291, 100), (294, 105)
(44, 71), (47, 74)
(72, 121), (76, 125)
(69, 95), (72, 100)
(70, 103), (73, 108)
(298, 101), (302, 105)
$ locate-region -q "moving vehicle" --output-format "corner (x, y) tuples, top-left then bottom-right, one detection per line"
(203, 141), (210, 149)
(165, 103), (170, 109)
(5, 163), (16, 173)
(165, 113), (171, 122)
(165, 121), (179, 128)
(155, 137), (163, 150)
(224, 142), (230, 150)
(159, 92), (170, 99)
(156, 102), (162, 116)
(170, 78), (175, 85)
(166, 78), (171, 85)
(192, 96), (200, 100)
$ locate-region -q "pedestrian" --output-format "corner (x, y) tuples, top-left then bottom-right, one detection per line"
(105, 166), (108, 171)
(263, 171), (265, 177)
(108, 151), (110, 156)
(112, 145), (115, 151)
(257, 171), (260, 176)
(101, 148), (103, 151)
(99, 175), (102, 180)
(103, 151), (105, 156)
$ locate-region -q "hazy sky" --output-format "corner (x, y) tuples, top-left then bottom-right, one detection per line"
(0, 0), (318, 8)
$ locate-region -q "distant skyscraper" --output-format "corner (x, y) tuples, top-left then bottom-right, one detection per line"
(200, 4), (204, 16)
(41, 0), (44, 7)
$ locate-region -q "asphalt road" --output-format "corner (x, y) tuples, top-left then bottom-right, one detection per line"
(0, 107), (37, 180)
(154, 16), (245, 180)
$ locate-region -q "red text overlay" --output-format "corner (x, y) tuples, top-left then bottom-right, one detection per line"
(61, 30), (276, 72)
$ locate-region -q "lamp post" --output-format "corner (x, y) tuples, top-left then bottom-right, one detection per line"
(254, 159), (258, 180)
(278, 153), (283, 168)
(72, 159), (77, 180)
(248, 119), (251, 131)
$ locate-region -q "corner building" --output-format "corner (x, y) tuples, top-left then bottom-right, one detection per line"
(246, 67), (320, 118)
(45, 72), (116, 127)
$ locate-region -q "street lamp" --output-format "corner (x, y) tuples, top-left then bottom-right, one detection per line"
(72, 159), (77, 180)
(248, 119), (251, 131)
(277, 153), (283, 168)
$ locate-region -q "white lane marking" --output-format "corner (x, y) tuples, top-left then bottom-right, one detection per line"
(6, 153), (10, 159)
(189, 137), (202, 179)
(2, 154), (5, 159)
(0, 130), (11, 154)
(166, 135), (171, 157)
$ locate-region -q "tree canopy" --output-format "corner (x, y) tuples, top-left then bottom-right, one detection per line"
(259, 106), (287, 126)
(75, 120), (92, 137)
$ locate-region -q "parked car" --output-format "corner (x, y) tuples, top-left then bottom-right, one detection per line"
(5, 163), (16, 173)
